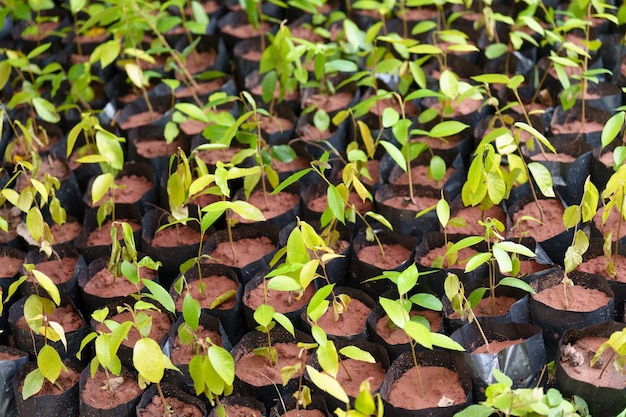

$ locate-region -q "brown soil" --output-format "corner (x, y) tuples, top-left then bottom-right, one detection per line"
(594, 205), (626, 241)
(281, 410), (326, 417)
(196, 147), (241, 165)
(140, 394), (203, 417)
(221, 22), (270, 38)
(50, 221), (82, 243)
(290, 26), (323, 43)
(15, 157), (69, 192)
(0, 255), (22, 277)
(204, 237), (275, 268)
(308, 191), (373, 214)
(86, 220), (141, 246)
(175, 276), (238, 311)
(316, 298), (371, 337)
(17, 303), (83, 333)
(151, 224), (204, 247)
(99, 309), (171, 347)
(413, 134), (464, 150)
(118, 111), (164, 130)
(178, 50), (216, 76)
(90, 175), (153, 207)
(510, 199), (565, 242)
(579, 255), (626, 283)
(0, 351), (25, 360)
(179, 118), (209, 136)
(376, 310), (443, 345)
(551, 120), (605, 135)
(361, 160), (380, 186)
(82, 266), (155, 297)
(529, 152), (576, 163)
(357, 244), (411, 269)
(236, 342), (307, 385)
(222, 405), (263, 417)
(336, 358), (386, 398)
(381, 195), (438, 212)
(302, 92), (354, 113)
(517, 260), (551, 276)
(170, 325), (222, 364)
(532, 283), (610, 312)
(297, 124), (332, 141)
(387, 366), (467, 410)
(135, 139), (183, 159)
(257, 114), (294, 135)
(429, 98), (482, 116)
(245, 282), (315, 313)
(250, 83), (299, 102)
(82, 368), (142, 410)
(21, 21), (60, 41)
(22, 365), (79, 396)
(445, 205), (507, 236)
(598, 151), (614, 168)
(232, 189), (299, 223)
(418, 246), (478, 269)
(175, 79), (225, 98)
(448, 296), (518, 319)
(560, 336), (626, 389)
(28, 258), (78, 285)
(242, 49), (263, 61)
(189, 192), (222, 207)
(472, 338), (524, 354)
(392, 165), (454, 189)
(272, 156), (309, 174)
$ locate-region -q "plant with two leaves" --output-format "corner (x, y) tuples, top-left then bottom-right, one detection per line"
(376, 264), (465, 397)
(561, 177), (599, 310)
(252, 303), (295, 367)
(454, 369), (590, 417)
(6, 265), (69, 399)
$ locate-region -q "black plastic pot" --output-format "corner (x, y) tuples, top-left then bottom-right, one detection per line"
(136, 383), (207, 417)
(549, 103), (612, 149)
(379, 350), (473, 417)
(527, 267), (615, 361)
(170, 262), (245, 344)
(14, 360), (82, 417)
(0, 346), (29, 417)
(231, 328), (313, 409)
(554, 320), (626, 417)
(451, 321), (547, 401)
(348, 228), (417, 297)
(79, 365), (143, 417)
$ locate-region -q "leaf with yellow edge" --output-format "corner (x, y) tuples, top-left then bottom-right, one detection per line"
(306, 365), (349, 404)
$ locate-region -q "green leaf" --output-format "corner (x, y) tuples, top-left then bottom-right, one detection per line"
(404, 320), (431, 349)
(562, 205), (580, 229)
(141, 279), (175, 313)
(339, 346), (375, 363)
(228, 201), (265, 222)
(31, 270), (60, 305)
(133, 338), (165, 383)
(22, 368), (44, 400)
(267, 275), (302, 292)
(38, 344), (64, 383)
(208, 345), (235, 385)
(429, 120), (468, 138)
(409, 293), (443, 311)
(379, 297), (407, 329)
(32, 97), (60, 123)
(327, 185), (345, 224)
(273, 312), (295, 337)
(325, 59), (358, 73)
(527, 162), (555, 198)
(306, 365), (349, 404)
(382, 108), (399, 129)
(380, 141), (406, 172)
(499, 277), (535, 294)
(602, 112), (625, 148)
(431, 333), (465, 351)
(182, 293), (200, 331)
(514, 122), (556, 153)
(397, 264), (418, 296)
(254, 304), (275, 328)
(453, 404), (495, 417)
(465, 252), (491, 272)
(261, 70), (277, 104)
(436, 198), (450, 228)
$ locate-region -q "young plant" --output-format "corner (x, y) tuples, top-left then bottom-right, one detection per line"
(561, 177), (599, 309)
(252, 303), (295, 367)
(591, 327), (626, 380)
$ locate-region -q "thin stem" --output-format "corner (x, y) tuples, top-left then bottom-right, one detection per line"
(156, 382), (169, 417)
(410, 344), (424, 397)
(599, 351), (615, 380)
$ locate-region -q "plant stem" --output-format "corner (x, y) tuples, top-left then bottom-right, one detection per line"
(156, 382), (169, 417)
(410, 344), (424, 397)
(599, 350), (615, 380)
(339, 357), (353, 381)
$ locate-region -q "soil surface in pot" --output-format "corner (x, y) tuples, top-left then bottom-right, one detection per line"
(135, 139), (183, 159)
(0, 255), (23, 277)
(21, 366), (79, 396)
(413, 134), (464, 150)
(551, 120), (604, 135)
(151, 224), (204, 247)
(594, 206), (626, 241)
(245, 284), (315, 313)
(281, 409), (326, 417)
(392, 165), (454, 189)
(90, 175), (152, 207)
(82, 369), (142, 410)
(204, 237), (275, 268)
(376, 310), (442, 345)
(170, 325), (223, 364)
(18, 304), (83, 333)
(578, 255), (626, 282)
(357, 244), (410, 270)
(308, 191), (372, 214)
(510, 200), (565, 242)
(418, 245), (477, 269)
(16, 158), (69, 192)
(560, 336), (626, 389)
(336, 358), (386, 397)
(381, 194), (438, 212)
(297, 124), (332, 141)
(119, 112), (164, 131)
(86, 219), (141, 246)
(446, 205), (507, 236)
(387, 366), (467, 409)
(176, 79), (225, 99)
(98, 309), (171, 347)
(273, 156), (310, 174)
(139, 394), (203, 417)
(82, 266), (155, 297)
(316, 298), (371, 337)
(255, 114), (295, 135)
(50, 221), (82, 243)
(302, 93), (354, 113)
(222, 404), (263, 417)
(175, 276), (238, 311)
(221, 22), (270, 38)
(448, 296), (518, 319)
(533, 284), (610, 312)
(529, 152), (576, 163)
(179, 50), (216, 76)
(472, 338), (525, 354)
(233, 190), (299, 223)
(30, 257), (77, 284)
(236, 342), (307, 385)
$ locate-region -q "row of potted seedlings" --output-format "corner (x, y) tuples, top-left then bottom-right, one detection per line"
(3, 0), (626, 415)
